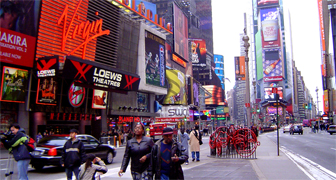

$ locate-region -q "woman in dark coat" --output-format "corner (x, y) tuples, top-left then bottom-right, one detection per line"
(119, 123), (154, 180)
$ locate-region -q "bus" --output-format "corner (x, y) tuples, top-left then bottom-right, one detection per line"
(149, 123), (178, 142)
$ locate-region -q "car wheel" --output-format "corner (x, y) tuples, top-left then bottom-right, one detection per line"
(331, 133), (333, 135)
(33, 164), (44, 171)
(105, 151), (114, 164)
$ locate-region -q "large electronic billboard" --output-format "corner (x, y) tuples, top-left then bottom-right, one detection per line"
(260, 8), (280, 48)
(173, 3), (189, 62)
(263, 48), (283, 82)
(234, 56), (246, 81)
(190, 39), (206, 66)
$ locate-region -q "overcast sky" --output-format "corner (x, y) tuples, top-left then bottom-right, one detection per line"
(212, 0), (324, 110)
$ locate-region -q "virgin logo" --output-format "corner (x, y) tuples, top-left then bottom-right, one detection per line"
(57, 0), (110, 59)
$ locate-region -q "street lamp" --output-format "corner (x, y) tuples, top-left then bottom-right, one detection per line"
(316, 87), (320, 132)
(242, 28), (251, 128)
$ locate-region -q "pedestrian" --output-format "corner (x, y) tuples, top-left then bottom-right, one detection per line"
(177, 128), (190, 165)
(151, 127), (188, 180)
(119, 123), (154, 180)
(78, 154), (107, 180)
(36, 132), (43, 142)
(1, 124), (31, 180)
(189, 125), (202, 162)
(61, 129), (86, 180)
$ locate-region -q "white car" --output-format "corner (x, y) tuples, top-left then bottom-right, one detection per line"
(283, 125), (292, 133)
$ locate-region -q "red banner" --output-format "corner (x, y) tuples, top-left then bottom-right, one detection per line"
(155, 117), (182, 122)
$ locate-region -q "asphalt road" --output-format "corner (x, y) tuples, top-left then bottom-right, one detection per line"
(266, 127), (336, 175)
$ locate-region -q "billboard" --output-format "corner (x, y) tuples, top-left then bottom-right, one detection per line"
(235, 56), (246, 81)
(165, 42), (173, 68)
(92, 88), (107, 109)
(203, 85), (224, 105)
(62, 56), (140, 91)
(263, 48), (283, 82)
(145, 31), (166, 87)
(0, 0), (41, 67)
(0, 66), (28, 103)
(260, 8), (280, 48)
(36, 56), (59, 105)
(257, 0), (279, 8)
(190, 39), (206, 65)
(163, 70), (187, 105)
(134, 0), (157, 21)
(255, 31), (264, 80)
(173, 3), (189, 61)
(264, 87), (283, 100)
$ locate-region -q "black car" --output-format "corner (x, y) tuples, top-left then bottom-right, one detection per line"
(290, 125), (303, 135)
(30, 134), (116, 170)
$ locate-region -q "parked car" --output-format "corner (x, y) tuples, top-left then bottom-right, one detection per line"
(327, 125), (336, 135)
(30, 134), (116, 170)
(290, 125), (303, 135)
(283, 124), (292, 133)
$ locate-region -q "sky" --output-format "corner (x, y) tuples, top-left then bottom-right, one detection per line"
(212, 0), (324, 110)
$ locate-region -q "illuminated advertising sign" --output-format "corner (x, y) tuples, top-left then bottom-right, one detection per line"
(163, 70), (187, 105)
(0, 66), (28, 103)
(172, 54), (187, 68)
(263, 48), (283, 82)
(203, 85), (224, 105)
(173, 3), (189, 61)
(189, 39), (206, 65)
(145, 31), (166, 87)
(92, 87), (107, 109)
(0, 0), (41, 67)
(134, 0), (157, 21)
(36, 56), (59, 78)
(267, 106), (283, 115)
(165, 42), (172, 68)
(63, 56), (140, 91)
(264, 87), (283, 100)
(160, 105), (189, 118)
(68, 81), (85, 108)
(36, 0), (114, 62)
(235, 56), (246, 81)
(260, 8), (280, 48)
(257, 0), (279, 8)
(193, 82), (199, 106)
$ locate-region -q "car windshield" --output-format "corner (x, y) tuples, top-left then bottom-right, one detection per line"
(38, 136), (69, 146)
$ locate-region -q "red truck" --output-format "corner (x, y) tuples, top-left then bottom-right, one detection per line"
(149, 123), (178, 141)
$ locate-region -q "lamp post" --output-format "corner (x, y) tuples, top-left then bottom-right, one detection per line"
(316, 87), (320, 132)
(242, 28), (251, 128)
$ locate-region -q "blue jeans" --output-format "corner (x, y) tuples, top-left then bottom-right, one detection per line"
(17, 159), (30, 180)
(191, 151), (200, 161)
(65, 166), (80, 180)
(161, 173), (169, 180)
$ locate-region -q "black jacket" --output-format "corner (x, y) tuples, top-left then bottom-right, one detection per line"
(120, 136), (154, 173)
(151, 138), (188, 180)
(2, 130), (31, 161)
(61, 138), (86, 168)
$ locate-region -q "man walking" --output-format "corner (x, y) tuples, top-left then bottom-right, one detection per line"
(151, 127), (188, 179)
(177, 128), (190, 165)
(189, 125), (202, 162)
(61, 129), (86, 180)
(2, 124), (31, 180)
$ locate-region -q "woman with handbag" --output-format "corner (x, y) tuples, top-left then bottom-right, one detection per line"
(189, 125), (202, 162)
(78, 154), (107, 180)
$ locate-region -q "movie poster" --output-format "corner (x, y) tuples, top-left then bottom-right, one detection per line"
(0, 66), (28, 102)
(36, 78), (57, 105)
(92, 88), (107, 109)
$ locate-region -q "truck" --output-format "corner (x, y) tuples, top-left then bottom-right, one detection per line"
(149, 123), (178, 142)
(302, 119), (310, 127)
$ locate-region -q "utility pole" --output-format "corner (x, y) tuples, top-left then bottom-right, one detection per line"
(316, 87), (320, 132)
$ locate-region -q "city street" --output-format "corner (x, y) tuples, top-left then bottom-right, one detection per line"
(266, 127), (336, 179)
(1, 130), (335, 180)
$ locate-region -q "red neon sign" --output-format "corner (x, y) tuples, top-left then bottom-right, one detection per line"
(57, 0), (110, 59)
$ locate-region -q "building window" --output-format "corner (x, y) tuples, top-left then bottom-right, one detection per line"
(137, 92), (149, 111)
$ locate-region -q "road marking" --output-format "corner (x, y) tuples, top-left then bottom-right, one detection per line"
(281, 147), (336, 180)
(331, 148), (336, 151)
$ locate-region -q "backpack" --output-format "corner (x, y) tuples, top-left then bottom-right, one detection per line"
(25, 135), (36, 152)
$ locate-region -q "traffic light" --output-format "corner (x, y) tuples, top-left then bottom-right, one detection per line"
(257, 108), (260, 113)
(184, 116), (187, 121)
(305, 104), (308, 109)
